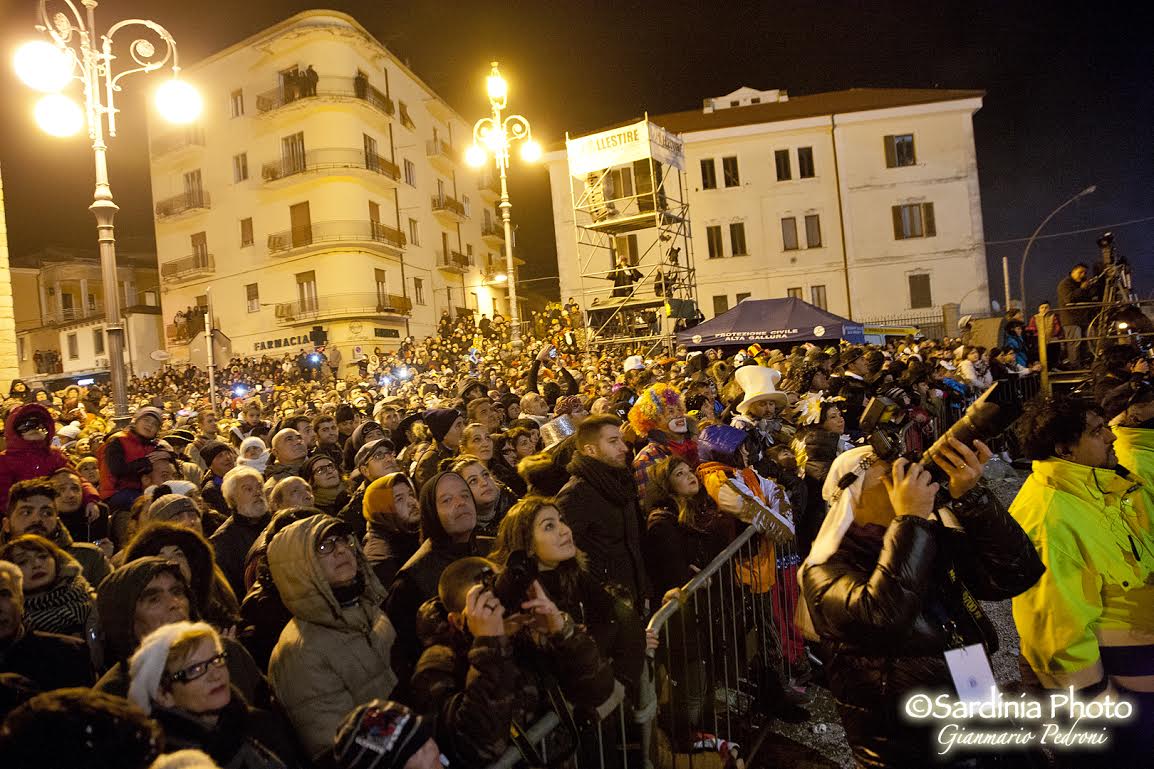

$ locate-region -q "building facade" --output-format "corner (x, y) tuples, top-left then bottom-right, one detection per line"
(10, 247), (163, 383)
(148, 10), (511, 369)
(547, 87), (990, 323)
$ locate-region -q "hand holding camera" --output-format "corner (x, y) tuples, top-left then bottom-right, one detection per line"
(519, 580), (565, 635)
(463, 584), (507, 638)
(883, 458), (939, 519)
(930, 437), (992, 499)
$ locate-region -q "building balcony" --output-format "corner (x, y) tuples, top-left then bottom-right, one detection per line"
(266, 219), (406, 257)
(480, 258), (507, 281)
(261, 148), (400, 185)
(39, 304), (104, 327)
(273, 292), (412, 324)
(155, 191), (211, 220)
(437, 250), (473, 274)
(150, 126), (205, 160)
(478, 171), (501, 200)
(254, 75), (395, 120)
(481, 221), (506, 246)
(431, 193), (467, 222)
(426, 138), (456, 170)
(160, 252), (214, 284)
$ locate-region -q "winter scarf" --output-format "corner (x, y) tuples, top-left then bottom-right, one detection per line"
(312, 484), (342, 510)
(568, 453), (636, 504)
(23, 562), (96, 637)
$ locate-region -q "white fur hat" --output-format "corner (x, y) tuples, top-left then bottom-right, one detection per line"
(735, 365), (788, 413)
(128, 621), (217, 715)
(623, 355), (645, 372)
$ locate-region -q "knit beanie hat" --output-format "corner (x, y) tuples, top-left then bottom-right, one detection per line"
(423, 408), (461, 443)
(332, 699), (434, 769)
(199, 440), (232, 467)
(302, 454), (339, 482)
(128, 621), (216, 715)
(239, 436), (267, 457)
(363, 473), (415, 523)
(144, 494), (200, 526)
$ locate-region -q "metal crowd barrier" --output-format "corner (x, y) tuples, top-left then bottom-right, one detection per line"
(485, 514), (797, 769)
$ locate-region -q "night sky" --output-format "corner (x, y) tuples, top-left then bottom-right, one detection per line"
(1, 0), (1151, 312)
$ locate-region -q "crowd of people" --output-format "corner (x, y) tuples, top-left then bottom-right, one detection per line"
(1, 311), (1153, 769)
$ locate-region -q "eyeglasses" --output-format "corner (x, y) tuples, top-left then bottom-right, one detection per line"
(166, 651), (228, 684)
(316, 532), (357, 556)
(312, 463), (338, 474)
(368, 449), (396, 462)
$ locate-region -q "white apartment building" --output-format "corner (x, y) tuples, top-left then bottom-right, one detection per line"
(148, 10), (512, 367)
(547, 86), (990, 323)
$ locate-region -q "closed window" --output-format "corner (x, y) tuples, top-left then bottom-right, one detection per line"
(296, 270), (317, 312)
(892, 202), (937, 240)
(230, 89), (244, 118)
(413, 277), (425, 305)
(239, 217), (253, 247)
(774, 149), (791, 181)
(884, 134), (917, 168)
(706, 225), (724, 258)
(93, 328), (105, 356)
(712, 295), (729, 316)
(781, 217), (799, 251)
(246, 284), (259, 313)
(67, 333), (78, 360)
(700, 158), (717, 190)
(408, 217), (420, 246)
(234, 151), (250, 182)
(909, 274), (933, 309)
(730, 222), (748, 256)
(805, 214), (822, 248)
(404, 158), (416, 185)
(736, 292), (751, 303)
(811, 285), (828, 309)
(722, 156), (740, 187)
(786, 287), (803, 299)
(798, 147), (815, 178)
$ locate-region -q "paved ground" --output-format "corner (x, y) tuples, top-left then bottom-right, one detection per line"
(749, 462), (1027, 768)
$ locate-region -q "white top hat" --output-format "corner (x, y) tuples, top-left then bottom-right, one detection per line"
(623, 355), (645, 371)
(735, 365), (788, 413)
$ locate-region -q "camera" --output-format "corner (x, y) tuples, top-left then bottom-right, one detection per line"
(860, 382), (1020, 484)
(480, 550), (538, 612)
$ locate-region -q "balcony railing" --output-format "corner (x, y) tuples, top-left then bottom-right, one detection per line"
(266, 219), (406, 255)
(151, 126), (205, 157)
(155, 190), (211, 218)
(426, 138), (455, 162)
(40, 305), (104, 326)
(431, 194), (467, 218)
(160, 252), (214, 282)
(479, 171), (501, 197)
(437, 250), (473, 273)
(274, 292), (412, 322)
(481, 221), (506, 241)
(255, 75), (395, 117)
(261, 148), (400, 183)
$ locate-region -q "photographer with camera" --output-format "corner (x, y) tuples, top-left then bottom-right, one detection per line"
(1011, 395), (1154, 760)
(409, 556), (616, 768)
(800, 427), (1043, 767)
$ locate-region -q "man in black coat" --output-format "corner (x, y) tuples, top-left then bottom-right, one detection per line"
(1057, 262), (1100, 365)
(210, 466), (272, 597)
(554, 415), (649, 610)
(0, 563), (93, 691)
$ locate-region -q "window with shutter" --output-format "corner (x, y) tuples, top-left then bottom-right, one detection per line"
(805, 214), (822, 248)
(909, 274), (933, 308)
(774, 149), (791, 181)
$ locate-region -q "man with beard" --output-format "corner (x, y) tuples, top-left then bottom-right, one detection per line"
(209, 467), (271, 597)
(555, 415), (649, 609)
(361, 473), (421, 586)
(2, 479), (112, 587)
(628, 383), (697, 501)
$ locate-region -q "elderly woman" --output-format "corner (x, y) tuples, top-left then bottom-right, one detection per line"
(800, 442), (1043, 768)
(128, 621), (301, 768)
(0, 533), (96, 638)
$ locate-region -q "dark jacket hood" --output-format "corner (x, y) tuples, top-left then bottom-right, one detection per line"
(418, 470), (474, 544)
(4, 403), (55, 450)
(96, 556), (192, 663)
(122, 524), (215, 617)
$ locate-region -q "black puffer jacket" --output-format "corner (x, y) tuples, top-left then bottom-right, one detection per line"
(800, 487), (1044, 768)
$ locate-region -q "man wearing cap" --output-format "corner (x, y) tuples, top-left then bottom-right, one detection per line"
(338, 438), (401, 539)
(98, 406), (166, 513)
(412, 409), (464, 489)
(197, 440), (236, 519)
(267, 515), (397, 759)
(829, 347), (874, 435)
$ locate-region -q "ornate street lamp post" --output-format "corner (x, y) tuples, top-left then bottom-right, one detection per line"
(465, 61), (541, 349)
(14, 0), (201, 423)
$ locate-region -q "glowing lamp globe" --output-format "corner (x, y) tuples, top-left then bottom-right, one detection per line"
(465, 144), (487, 168)
(520, 140), (542, 163)
(156, 78), (202, 124)
(493, 272), (508, 283)
(14, 41), (73, 92)
(34, 94), (84, 137)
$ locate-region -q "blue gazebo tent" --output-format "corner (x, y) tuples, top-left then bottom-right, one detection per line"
(676, 297), (864, 348)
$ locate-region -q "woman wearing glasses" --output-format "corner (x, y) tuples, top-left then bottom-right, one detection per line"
(128, 620), (303, 768)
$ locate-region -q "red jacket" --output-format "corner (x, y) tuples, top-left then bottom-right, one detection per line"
(0, 404), (99, 511)
(97, 426), (156, 498)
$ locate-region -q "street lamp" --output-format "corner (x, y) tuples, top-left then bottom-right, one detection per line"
(465, 61), (540, 348)
(1015, 185), (1096, 314)
(13, 0), (201, 424)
